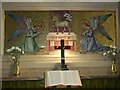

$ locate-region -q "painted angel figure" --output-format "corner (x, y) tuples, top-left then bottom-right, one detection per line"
(22, 29), (40, 53)
(7, 13), (44, 53)
(7, 13), (44, 42)
(80, 13), (113, 52)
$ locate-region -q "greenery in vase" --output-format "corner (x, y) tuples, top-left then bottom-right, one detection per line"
(103, 45), (120, 61)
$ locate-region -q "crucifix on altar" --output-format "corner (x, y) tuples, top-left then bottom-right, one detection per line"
(55, 39), (69, 70)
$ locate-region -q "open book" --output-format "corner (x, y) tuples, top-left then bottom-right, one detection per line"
(45, 70), (82, 88)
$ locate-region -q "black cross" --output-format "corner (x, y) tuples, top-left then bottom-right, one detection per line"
(55, 39), (69, 70)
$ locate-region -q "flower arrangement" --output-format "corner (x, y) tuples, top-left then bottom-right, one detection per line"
(6, 46), (24, 63)
(6, 46), (24, 77)
(103, 45), (120, 74)
(103, 45), (120, 61)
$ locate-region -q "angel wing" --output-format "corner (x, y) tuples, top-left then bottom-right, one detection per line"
(7, 28), (27, 42)
(90, 13), (113, 41)
(7, 13), (30, 42)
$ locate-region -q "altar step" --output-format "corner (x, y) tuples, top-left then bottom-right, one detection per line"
(2, 54), (113, 80)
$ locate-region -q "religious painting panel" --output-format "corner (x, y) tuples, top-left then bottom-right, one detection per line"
(4, 11), (116, 55)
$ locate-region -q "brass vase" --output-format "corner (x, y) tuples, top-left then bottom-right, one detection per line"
(111, 60), (117, 74)
(14, 62), (20, 77)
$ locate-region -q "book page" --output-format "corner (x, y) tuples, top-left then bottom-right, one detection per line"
(45, 71), (63, 87)
(62, 70), (82, 86)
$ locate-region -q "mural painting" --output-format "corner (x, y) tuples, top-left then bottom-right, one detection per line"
(5, 11), (116, 55)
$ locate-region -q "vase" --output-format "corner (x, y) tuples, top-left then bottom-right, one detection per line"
(111, 60), (117, 74)
(14, 62), (20, 77)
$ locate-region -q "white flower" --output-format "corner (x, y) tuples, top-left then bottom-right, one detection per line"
(103, 45), (120, 60)
(103, 52), (106, 56)
(15, 47), (22, 52)
(110, 45), (112, 48)
(15, 47), (19, 50)
(107, 51), (110, 53)
(6, 49), (11, 53)
(12, 56), (16, 59)
(112, 52), (116, 56)
(12, 46), (15, 50)
(22, 51), (24, 54)
(18, 48), (22, 52)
